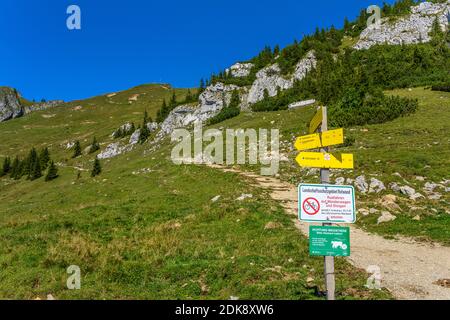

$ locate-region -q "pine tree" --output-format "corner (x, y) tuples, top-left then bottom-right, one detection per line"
(24, 148), (39, 180)
(91, 158), (102, 177)
(10, 157), (20, 180)
(139, 110), (150, 144)
(72, 141), (82, 158)
(45, 161), (59, 181)
(89, 137), (100, 154)
(39, 147), (50, 170)
(30, 150), (42, 181)
(1, 157), (11, 177)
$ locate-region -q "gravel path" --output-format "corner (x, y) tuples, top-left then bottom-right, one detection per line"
(211, 165), (450, 300)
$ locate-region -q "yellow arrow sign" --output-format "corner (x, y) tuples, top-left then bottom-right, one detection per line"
(309, 107), (323, 134)
(295, 129), (344, 151)
(296, 152), (354, 169)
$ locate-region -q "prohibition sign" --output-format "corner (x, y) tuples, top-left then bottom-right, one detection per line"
(303, 197), (320, 215)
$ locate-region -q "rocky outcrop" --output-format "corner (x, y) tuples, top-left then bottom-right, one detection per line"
(247, 51), (316, 104)
(354, 1), (450, 50)
(158, 82), (239, 137)
(226, 62), (254, 78)
(97, 142), (132, 159)
(23, 100), (64, 115)
(0, 87), (23, 122)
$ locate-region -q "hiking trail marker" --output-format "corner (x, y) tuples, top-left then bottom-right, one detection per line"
(293, 106), (356, 301)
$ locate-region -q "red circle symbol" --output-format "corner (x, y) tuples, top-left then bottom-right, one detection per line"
(302, 198), (320, 215)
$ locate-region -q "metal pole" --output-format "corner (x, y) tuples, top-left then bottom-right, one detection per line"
(319, 106), (335, 301)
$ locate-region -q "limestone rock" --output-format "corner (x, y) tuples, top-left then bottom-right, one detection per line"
(146, 122), (158, 133)
(97, 143), (131, 159)
(379, 194), (401, 212)
(129, 129), (141, 145)
(369, 178), (386, 193)
(236, 194), (253, 201)
(354, 1), (450, 50)
(226, 62), (254, 78)
(0, 87), (23, 122)
(335, 177), (345, 185)
(355, 175), (369, 193)
(377, 211), (397, 224)
(247, 51), (316, 104)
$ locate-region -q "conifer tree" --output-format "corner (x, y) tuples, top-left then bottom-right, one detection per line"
(89, 137), (100, 154)
(10, 157), (20, 180)
(30, 149), (42, 181)
(39, 147), (50, 170)
(91, 158), (102, 177)
(1, 157), (11, 177)
(45, 161), (59, 181)
(72, 141), (82, 158)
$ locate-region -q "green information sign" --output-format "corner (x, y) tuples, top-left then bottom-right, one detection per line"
(309, 226), (350, 257)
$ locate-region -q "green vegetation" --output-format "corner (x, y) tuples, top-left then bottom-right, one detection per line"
(0, 83), (390, 299)
(212, 87), (450, 244)
(45, 161), (59, 181)
(207, 90), (241, 125)
(91, 158), (102, 177)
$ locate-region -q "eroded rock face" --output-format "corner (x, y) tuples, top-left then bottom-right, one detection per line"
(0, 87), (23, 122)
(158, 83), (239, 136)
(23, 100), (64, 115)
(226, 62), (254, 78)
(354, 1), (450, 50)
(247, 51), (316, 104)
(97, 142), (132, 159)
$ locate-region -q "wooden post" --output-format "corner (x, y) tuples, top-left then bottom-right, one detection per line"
(319, 106), (335, 301)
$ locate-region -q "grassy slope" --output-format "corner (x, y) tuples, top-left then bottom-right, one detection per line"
(0, 85), (387, 299)
(210, 87), (450, 244)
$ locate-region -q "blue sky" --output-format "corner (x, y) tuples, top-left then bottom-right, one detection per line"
(1, 0), (396, 101)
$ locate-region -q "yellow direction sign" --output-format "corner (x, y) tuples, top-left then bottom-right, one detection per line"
(309, 107), (323, 134)
(295, 129), (344, 151)
(296, 152), (354, 169)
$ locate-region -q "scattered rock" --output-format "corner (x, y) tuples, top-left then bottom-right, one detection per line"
(434, 279), (450, 288)
(369, 208), (379, 214)
(369, 178), (386, 193)
(211, 195), (221, 202)
(415, 176), (426, 181)
(46, 294), (56, 300)
(379, 194), (401, 212)
(358, 208), (370, 216)
(236, 194), (253, 201)
(355, 175), (369, 193)
(335, 177), (345, 185)
(377, 211), (397, 224)
(413, 215), (421, 221)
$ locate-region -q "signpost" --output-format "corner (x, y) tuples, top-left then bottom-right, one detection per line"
(294, 106), (356, 301)
(296, 152), (354, 169)
(309, 226), (350, 257)
(299, 184), (356, 223)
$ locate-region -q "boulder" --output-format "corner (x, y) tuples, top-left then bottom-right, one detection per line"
(378, 194), (401, 212)
(369, 178), (386, 193)
(335, 177), (345, 185)
(0, 87), (23, 122)
(129, 129), (141, 145)
(146, 122), (158, 133)
(377, 211), (397, 224)
(355, 175), (369, 193)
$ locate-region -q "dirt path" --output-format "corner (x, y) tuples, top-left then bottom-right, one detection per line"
(210, 165), (450, 300)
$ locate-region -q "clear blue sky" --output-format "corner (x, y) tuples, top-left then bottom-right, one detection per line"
(1, 0), (396, 102)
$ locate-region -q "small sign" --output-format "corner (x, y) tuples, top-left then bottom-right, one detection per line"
(295, 152), (354, 169)
(309, 226), (350, 257)
(309, 107), (323, 134)
(295, 129), (344, 151)
(299, 184), (356, 223)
